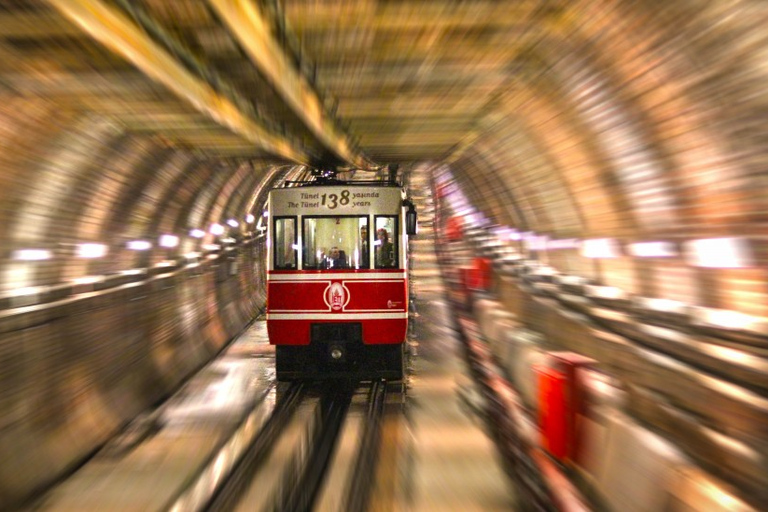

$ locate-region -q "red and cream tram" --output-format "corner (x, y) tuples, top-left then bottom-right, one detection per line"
(266, 178), (416, 380)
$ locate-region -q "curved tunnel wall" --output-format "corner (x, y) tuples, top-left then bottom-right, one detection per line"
(1, 0), (768, 508)
(448, 0), (768, 317)
(0, 97), (283, 509)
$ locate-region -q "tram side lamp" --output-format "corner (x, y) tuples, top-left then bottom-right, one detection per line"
(403, 199), (418, 235)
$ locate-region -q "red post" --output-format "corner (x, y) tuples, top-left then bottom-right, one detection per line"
(536, 352), (596, 462)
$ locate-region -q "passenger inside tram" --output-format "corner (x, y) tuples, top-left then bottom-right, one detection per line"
(360, 225), (370, 268)
(375, 228), (395, 268)
(323, 246), (348, 269)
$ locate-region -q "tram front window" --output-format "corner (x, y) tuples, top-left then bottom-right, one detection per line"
(303, 216), (369, 269)
(273, 217), (296, 270)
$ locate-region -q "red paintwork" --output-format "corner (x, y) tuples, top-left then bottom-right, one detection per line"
(267, 269), (408, 346)
(268, 281), (329, 311)
(537, 365), (568, 459)
(446, 216), (463, 241)
(268, 319), (407, 345)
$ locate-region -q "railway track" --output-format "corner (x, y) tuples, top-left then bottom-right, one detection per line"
(198, 379), (395, 512)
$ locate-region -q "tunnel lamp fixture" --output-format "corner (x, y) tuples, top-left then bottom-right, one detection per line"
(263, 210), (269, 217)
(159, 235), (179, 248)
(127, 240), (152, 251)
(13, 249), (52, 261)
(246, 213), (255, 224)
(548, 239), (580, 250)
(702, 308), (754, 330)
(119, 269), (146, 276)
(227, 219), (239, 228)
(72, 276), (102, 285)
(210, 223), (225, 236)
(629, 241), (677, 258)
(685, 237), (753, 268)
(190, 229), (206, 239)
(76, 243), (107, 258)
(524, 235), (549, 251)
(8, 286), (42, 298)
(581, 238), (621, 258)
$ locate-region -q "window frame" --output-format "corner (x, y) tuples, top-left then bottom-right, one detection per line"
(302, 214), (370, 270)
(373, 215), (399, 269)
(272, 215), (298, 270)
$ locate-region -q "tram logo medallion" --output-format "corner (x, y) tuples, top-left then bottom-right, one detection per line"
(324, 282), (350, 311)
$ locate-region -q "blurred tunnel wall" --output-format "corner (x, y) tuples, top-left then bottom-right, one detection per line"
(446, 0), (768, 316)
(1, 0), (768, 508)
(0, 97), (290, 509)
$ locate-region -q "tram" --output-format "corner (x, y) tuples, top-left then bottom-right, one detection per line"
(266, 171), (417, 380)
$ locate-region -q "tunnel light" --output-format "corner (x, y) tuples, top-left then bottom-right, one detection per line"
(644, 298), (685, 312)
(76, 243), (107, 258)
(119, 269), (146, 276)
(581, 238), (621, 258)
(524, 235), (548, 251)
(262, 210), (269, 217)
(685, 237), (753, 268)
(8, 286), (42, 297)
(629, 241), (677, 258)
(210, 223), (225, 236)
(159, 235), (179, 248)
(13, 249), (53, 261)
(588, 285), (625, 299)
(189, 229), (205, 238)
(72, 276), (102, 286)
(227, 219), (239, 228)
(547, 238), (580, 250)
(127, 240), (152, 251)
(202, 244), (221, 252)
(246, 213), (255, 224)
(702, 308), (754, 330)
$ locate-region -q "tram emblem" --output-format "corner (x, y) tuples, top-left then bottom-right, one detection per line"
(324, 282), (349, 311)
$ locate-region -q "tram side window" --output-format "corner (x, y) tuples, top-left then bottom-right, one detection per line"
(274, 217), (296, 269)
(303, 216), (368, 270)
(374, 216), (398, 269)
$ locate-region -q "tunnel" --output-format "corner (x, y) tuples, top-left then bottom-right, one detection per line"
(0, 1), (766, 510)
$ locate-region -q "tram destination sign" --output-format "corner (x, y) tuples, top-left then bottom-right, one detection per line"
(271, 186), (403, 216)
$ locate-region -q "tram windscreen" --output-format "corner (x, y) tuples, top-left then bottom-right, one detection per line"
(303, 216), (369, 269)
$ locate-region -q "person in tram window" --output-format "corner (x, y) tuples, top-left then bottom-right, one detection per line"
(360, 225), (370, 268)
(375, 228), (395, 268)
(324, 246), (348, 269)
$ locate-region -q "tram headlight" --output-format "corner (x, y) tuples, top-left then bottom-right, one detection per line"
(328, 344), (345, 362)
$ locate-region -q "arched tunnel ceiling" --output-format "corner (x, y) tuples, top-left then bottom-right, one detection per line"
(0, 0), (551, 163)
(1, 0), (768, 311)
